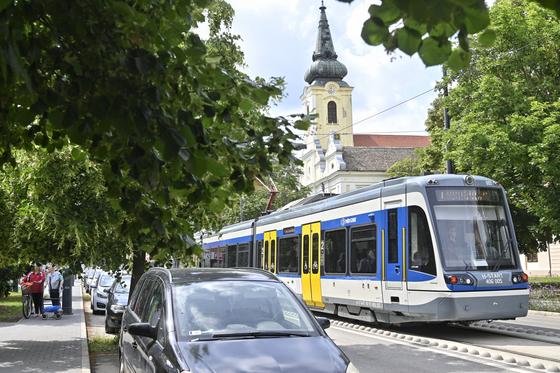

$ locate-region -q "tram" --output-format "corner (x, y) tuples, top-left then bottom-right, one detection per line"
(200, 174), (530, 324)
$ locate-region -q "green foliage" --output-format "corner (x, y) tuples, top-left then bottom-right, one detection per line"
(217, 162), (309, 227)
(339, 0), (560, 68)
(0, 265), (24, 298)
(0, 291), (22, 322)
(0, 0), (309, 283)
(392, 0), (560, 254)
(88, 336), (119, 353)
(386, 149), (424, 178)
(0, 148), (128, 269)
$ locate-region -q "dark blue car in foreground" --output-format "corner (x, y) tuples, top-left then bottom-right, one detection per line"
(119, 268), (358, 373)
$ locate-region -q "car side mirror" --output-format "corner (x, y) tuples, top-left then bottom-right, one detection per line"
(128, 323), (157, 340)
(316, 317), (330, 330)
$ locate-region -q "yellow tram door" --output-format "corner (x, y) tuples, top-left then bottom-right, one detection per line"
(301, 222), (324, 308)
(264, 230), (277, 274)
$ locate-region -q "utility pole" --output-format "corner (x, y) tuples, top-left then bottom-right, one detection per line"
(442, 67), (454, 174)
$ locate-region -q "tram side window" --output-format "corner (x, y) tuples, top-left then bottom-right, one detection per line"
(409, 206), (436, 276)
(388, 210), (398, 263)
(237, 244), (249, 267)
(264, 241), (269, 270)
(324, 229), (346, 274)
(256, 240), (263, 269)
(278, 236), (299, 273)
(302, 235), (310, 274)
(350, 225), (376, 274)
(270, 240), (277, 272)
(210, 247), (225, 268)
(227, 245), (237, 268)
(311, 233), (319, 274)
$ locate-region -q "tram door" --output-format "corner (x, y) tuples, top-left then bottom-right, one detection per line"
(382, 206), (409, 310)
(263, 230), (277, 274)
(301, 222), (324, 308)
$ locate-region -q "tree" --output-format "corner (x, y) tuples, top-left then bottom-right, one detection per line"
(0, 148), (128, 270)
(391, 0), (560, 253)
(217, 162), (309, 227)
(0, 0), (308, 291)
(336, 0), (559, 68)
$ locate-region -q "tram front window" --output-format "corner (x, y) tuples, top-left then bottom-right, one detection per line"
(429, 187), (517, 271)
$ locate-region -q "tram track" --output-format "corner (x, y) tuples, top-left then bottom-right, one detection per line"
(326, 316), (560, 372)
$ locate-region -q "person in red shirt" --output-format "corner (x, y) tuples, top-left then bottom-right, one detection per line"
(25, 264), (46, 317)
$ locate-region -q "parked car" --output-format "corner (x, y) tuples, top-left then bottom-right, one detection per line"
(119, 268), (357, 373)
(105, 275), (131, 334)
(85, 269), (101, 294)
(91, 272), (113, 314)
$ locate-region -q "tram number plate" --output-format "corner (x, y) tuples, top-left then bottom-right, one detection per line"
(480, 272), (505, 285)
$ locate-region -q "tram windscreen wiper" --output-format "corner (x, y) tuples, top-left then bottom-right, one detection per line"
(492, 238), (511, 272)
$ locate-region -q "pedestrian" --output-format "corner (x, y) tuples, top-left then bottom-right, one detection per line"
(46, 265), (63, 306)
(25, 263), (46, 318)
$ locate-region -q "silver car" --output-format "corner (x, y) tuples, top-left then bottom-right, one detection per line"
(91, 272), (113, 314)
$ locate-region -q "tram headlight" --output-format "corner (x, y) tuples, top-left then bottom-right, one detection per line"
(445, 274), (475, 286)
(512, 272), (529, 283)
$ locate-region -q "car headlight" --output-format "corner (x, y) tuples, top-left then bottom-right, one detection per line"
(96, 291), (108, 299)
(346, 362), (360, 373)
(110, 304), (126, 313)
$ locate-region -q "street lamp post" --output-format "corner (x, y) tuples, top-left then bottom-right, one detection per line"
(442, 67), (454, 174)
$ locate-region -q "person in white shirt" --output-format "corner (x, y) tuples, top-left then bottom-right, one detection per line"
(46, 265), (63, 306)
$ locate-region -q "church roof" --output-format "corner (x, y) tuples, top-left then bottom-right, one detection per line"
(343, 147), (416, 172)
(304, 3), (348, 85)
(353, 134), (431, 148)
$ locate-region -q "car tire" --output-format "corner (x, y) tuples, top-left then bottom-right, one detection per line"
(105, 319), (116, 334)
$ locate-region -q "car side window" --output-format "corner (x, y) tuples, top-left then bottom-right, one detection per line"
(145, 281), (166, 344)
(132, 279), (153, 319)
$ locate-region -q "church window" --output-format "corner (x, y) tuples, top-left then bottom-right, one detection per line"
(327, 101), (337, 124)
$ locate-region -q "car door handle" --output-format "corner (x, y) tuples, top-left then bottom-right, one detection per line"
(132, 341), (138, 349)
(395, 266), (400, 274)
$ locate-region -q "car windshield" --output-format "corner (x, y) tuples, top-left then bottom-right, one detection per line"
(429, 187), (517, 271)
(99, 275), (113, 287)
(114, 277), (131, 293)
(173, 280), (317, 341)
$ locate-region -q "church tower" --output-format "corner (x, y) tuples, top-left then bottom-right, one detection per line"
(302, 2), (354, 150)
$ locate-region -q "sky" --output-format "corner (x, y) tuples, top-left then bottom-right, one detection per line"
(225, 0), (444, 135)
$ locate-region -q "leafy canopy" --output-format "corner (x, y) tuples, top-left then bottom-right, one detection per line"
(337, 0), (560, 69)
(0, 0), (308, 276)
(389, 0), (560, 253)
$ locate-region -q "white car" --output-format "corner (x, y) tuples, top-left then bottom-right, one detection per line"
(91, 272), (113, 314)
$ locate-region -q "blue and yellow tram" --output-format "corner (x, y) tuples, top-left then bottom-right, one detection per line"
(200, 174), (529, 324)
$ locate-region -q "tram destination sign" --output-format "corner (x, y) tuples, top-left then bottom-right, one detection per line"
(434, 188), (501, 203)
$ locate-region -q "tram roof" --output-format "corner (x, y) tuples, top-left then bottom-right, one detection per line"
(215, 174), (497, 236)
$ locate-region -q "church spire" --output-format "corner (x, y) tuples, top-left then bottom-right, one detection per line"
(304, 2), (348, 85)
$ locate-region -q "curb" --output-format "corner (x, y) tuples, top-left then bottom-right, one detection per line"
(80, 285), (91, 373)
(330, 319), (560, 372)
(529, 310), (560, 317)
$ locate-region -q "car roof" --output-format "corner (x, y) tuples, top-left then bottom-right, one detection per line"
(148, 267), (279, 284)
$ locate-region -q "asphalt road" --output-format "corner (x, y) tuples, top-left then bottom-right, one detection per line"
(327, 326), (530, 373)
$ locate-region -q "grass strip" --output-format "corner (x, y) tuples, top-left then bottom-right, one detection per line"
(0, 291), (22, 322)
(88, 336), (119, 354)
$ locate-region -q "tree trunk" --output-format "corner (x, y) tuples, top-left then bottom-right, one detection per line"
(129, 250), (145, 303)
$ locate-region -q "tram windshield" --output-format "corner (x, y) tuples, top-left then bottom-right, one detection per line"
(429, 187), (517, 271)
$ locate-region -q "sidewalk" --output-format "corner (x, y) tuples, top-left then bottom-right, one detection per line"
(0, 282), (90, 373)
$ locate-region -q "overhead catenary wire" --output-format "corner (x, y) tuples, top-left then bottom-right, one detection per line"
(313, 87), (435, 141)
(311, 36), (543, 141)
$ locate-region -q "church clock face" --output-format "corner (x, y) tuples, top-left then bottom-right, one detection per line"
(327, 86), (336, 95)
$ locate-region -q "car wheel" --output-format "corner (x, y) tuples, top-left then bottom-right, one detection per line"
(105, 319), (116, 334)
